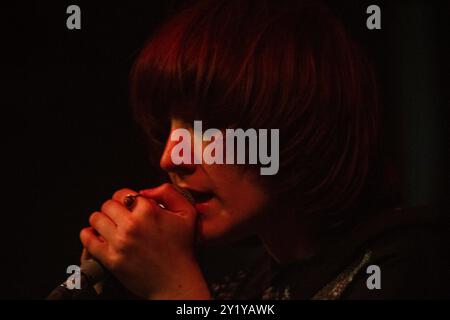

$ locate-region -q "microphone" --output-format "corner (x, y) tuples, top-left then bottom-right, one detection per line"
(46, 259), (107, 300)
(46, 186), (194, 300)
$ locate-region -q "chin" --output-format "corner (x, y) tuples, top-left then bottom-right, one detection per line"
(196, 217), (230, 246)
(195, 215), (255, 247)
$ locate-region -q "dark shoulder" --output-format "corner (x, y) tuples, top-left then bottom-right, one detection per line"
(342, 206), (450, 299)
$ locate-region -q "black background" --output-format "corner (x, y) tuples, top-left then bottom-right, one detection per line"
(3, 0), (449, 299)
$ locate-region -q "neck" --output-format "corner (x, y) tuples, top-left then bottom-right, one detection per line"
(257, 210), (322, 265)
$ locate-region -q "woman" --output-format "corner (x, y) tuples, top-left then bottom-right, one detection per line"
(79, 0), (450, 299)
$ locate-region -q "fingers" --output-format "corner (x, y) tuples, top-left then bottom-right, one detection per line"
(113, 188), (159, 210)
(92, 188), (161, 238)
(100, 199), (129, 225)
(80, 188), (166, 271)
(80, 227), (109, 263)
(89, 211), (116, 242)
(140, 183), (196, 217)
(112, 188), (140, 205)
(83, 185), (188, 246)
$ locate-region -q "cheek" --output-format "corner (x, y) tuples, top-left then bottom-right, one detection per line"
(209, 168), (267, 221)
(221, 169), (267, 210)
(198, 199), (265, 245)
(194, 166), (267, 243)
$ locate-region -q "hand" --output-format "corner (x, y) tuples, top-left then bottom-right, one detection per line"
(80, 183), (211, 299)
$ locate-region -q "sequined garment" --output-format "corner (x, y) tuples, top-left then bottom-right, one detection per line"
(209, 251), (373, 300)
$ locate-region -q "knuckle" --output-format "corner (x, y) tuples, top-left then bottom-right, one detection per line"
(121, 218), (139, 237)
(113, 188), (132, 200)
(161, 183), (174, 193)
(114, 235), (132, 254)
(140, 198), (158, 214)
(79, 228), (91, 246)
(101, 199), (114, 213)
(88, 211), (101, 226)
(107, 254), (122, 272)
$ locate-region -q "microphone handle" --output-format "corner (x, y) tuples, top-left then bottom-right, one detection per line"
(46, 186), (195, 299)
(46, 259), (106, 300)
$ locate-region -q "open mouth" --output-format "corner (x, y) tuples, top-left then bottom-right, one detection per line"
(187, 189), (214, 204)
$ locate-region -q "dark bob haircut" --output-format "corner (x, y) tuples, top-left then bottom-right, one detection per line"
(130, 0), (401, 229)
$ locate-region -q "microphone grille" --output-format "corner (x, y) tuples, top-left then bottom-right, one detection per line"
(173, 185), (195, 205)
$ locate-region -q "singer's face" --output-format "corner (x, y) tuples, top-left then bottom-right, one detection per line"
(159, 119), (269, 245)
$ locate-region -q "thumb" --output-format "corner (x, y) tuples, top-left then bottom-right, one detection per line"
(81, 248), (92, 264)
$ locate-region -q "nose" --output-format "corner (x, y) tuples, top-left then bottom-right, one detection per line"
(159, 133), (196, 176)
